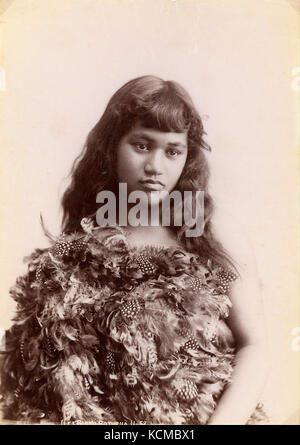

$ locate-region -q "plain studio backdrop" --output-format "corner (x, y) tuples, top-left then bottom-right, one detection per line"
(0, 0), (299, 425)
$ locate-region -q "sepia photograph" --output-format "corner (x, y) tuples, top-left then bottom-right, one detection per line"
(0, 0), (299, 426)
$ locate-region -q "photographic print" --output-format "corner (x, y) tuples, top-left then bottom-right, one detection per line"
(0, 0), (299, 426)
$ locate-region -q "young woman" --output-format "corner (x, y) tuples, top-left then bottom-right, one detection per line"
(0, 76), (269, 424)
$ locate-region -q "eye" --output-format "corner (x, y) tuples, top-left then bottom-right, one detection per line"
(134, 142), (150, 152)
(166, 149), (181, 158)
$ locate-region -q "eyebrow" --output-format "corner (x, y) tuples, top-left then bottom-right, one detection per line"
(129, 132), (187, 149)
(167, 142), (187, 149)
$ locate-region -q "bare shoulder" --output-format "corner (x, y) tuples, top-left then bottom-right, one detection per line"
(212, 208), (267, 347)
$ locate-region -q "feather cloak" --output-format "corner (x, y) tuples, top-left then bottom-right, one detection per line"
(0, 219), (267, 424)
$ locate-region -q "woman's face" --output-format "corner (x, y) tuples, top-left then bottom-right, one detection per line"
(116, 123), (188, 201)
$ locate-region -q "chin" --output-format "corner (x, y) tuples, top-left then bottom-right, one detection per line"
(148, 191), (166, 205)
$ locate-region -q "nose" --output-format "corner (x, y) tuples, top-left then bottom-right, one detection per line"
(144, 149), (163, 176)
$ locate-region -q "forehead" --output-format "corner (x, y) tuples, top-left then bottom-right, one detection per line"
(125, 124), (188, 146)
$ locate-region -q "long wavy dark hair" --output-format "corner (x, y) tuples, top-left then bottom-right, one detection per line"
(62, 75), (234, 268)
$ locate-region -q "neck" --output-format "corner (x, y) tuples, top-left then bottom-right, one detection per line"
(122, 225), (181, 249)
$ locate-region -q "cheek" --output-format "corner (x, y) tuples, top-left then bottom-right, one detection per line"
(117, 146), (139, 182)
(169, 158), (186, 184)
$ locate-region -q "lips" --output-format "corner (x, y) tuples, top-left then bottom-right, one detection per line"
(139, 179), (165, 191)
